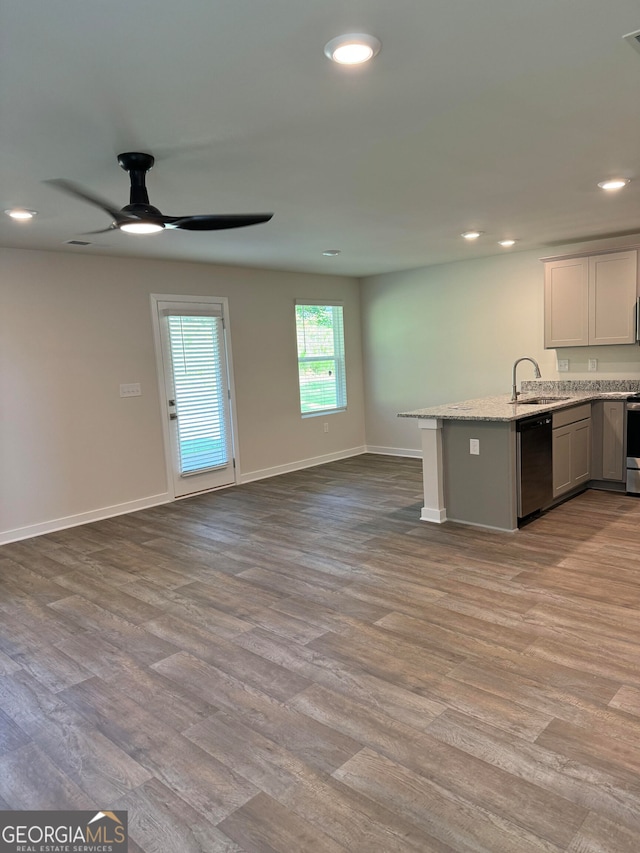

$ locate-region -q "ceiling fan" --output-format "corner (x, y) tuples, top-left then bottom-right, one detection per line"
(46, 152), (273, 235)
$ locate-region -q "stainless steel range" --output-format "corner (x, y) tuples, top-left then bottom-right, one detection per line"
(626, 394), (640, 494)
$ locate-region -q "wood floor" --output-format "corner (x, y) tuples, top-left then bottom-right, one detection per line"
(2, 454), (640, 852)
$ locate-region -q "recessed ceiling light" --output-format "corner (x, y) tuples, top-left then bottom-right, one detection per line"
(120, 221), (164, 234)
(5, 208), (37, 221)
(597, 178), (630, 191)
(322, 249), (341, 256)
(324, 33), (381, 65)
(498, 239), (517, 247)
(461, 230), (483, 240)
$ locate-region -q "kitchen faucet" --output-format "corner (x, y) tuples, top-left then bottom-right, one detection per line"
(510, 356), (541, 402)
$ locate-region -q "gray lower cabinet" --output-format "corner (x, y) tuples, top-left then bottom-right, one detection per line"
(591, 400), (626, 482)
(552, 404), (592, 499)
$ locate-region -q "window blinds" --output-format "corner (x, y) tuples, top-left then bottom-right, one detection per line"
(167, 315), (229, 475)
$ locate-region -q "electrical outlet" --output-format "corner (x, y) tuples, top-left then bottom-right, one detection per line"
(469, 439), (480, 456)
(120, 383), (142, 397)
(323, 422), (329, 433)
(588, 359), (598, 372)
(557, 359), (569, 372)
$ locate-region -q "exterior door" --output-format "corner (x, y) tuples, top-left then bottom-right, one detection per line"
(153, 297), (236, 498)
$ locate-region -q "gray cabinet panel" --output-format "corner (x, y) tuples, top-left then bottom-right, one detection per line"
(591, 400), (625, 482)
(572, 420), (591, 485)
(602, 401), (625, 481)
(552, 426), (573, 498)
(552, 404), (592, 499)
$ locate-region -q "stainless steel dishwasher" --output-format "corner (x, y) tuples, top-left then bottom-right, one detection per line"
(516, 413), (553, 523)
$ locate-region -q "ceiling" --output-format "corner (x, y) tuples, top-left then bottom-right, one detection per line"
(3, 0), (640, 277)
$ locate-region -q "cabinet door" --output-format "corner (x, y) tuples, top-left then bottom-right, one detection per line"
(589, 250), (638, 345)
(544, 257), (589, 348)
(552, 425), (573, 497)
(571, 420), (591, 486)
(602, 401), (624, 480)
(553, 418), (592, 498)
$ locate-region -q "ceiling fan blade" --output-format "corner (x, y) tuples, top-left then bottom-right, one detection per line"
(44, 179), (128, 222)
(163, 213), (273, 231)
(47, 155), (274, 236)
(80, 224), (119, 235)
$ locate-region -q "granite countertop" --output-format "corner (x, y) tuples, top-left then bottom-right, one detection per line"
(398, 381), (638, 422)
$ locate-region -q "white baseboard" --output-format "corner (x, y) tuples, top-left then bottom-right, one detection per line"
(365, 445), (422, 459)
(421, 506), (447, 523)
(0, 492), (171, 546)
(445, 515), (518, 533)
(1, 447), (418, 545)
(240, 446), (368, 484)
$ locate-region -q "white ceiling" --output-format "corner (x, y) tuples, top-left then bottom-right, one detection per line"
(3, 0), (640, 277)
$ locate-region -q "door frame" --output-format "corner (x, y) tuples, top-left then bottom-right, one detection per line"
(150, 293), (241, 500)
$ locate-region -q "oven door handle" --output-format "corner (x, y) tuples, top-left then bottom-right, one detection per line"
(628, 402), (640, 411)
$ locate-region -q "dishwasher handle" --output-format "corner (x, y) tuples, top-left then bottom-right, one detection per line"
(517, 415), (552, 433)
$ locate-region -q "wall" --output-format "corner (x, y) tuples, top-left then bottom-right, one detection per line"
(361, 246), (640, 454)
(0, 248), (365, 542)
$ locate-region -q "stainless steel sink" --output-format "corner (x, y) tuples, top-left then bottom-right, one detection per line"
(517, 396), (570, 405)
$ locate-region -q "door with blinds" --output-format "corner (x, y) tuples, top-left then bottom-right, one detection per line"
(153, 298), (236, 497)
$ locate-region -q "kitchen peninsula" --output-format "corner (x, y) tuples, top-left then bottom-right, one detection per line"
(399, 381), (639, 532)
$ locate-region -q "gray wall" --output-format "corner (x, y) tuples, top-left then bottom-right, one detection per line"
(443, 420), (517, 531)
(0, 248), (365, 541)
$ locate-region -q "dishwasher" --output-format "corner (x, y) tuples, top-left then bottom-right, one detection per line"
(516, 414), (553, 523)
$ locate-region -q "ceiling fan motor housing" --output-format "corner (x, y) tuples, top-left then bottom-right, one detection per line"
(121, 203), (163, 218)
(117, 152), (155, 173)
(118, 152), (156, 208)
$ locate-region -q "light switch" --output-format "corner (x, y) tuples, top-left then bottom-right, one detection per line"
(120, 383), (142, 397)
(469, 438), (480, 455)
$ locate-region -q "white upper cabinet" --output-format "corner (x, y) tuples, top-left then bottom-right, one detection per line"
(544, 249), (638, 348)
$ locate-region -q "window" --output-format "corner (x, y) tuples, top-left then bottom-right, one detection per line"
(295, 302), (347, 415)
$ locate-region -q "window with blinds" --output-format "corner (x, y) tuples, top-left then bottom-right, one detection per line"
(167, 314), (229, 474)
(295, 302), (347, 415)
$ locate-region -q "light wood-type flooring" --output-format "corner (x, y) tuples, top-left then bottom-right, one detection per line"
(2, 454), (640, 852)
